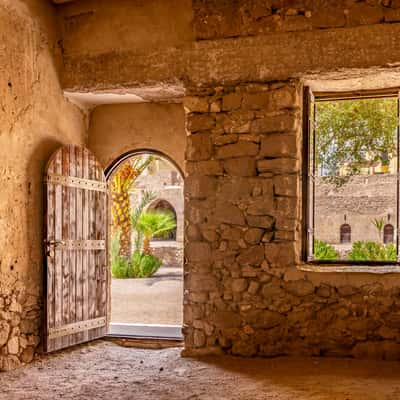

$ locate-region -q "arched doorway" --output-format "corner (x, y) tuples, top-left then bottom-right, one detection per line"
(340, 224), (351, 244)
(148, 199), (177, 240)
(106, 150), (184, 339)
(384, 224), (394, 244)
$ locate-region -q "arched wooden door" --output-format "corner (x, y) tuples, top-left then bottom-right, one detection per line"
(43, 145), (108, 353)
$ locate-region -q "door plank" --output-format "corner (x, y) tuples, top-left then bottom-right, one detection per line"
(75, 146), (84, 344)
(82, 148), (90, 344)
(54, 150), (63, 352)
(61, 147), (70, 349)
(68, 145), (77, 344)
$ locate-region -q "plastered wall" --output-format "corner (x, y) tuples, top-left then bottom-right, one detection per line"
(88, 103), (186, 172)
(0, 0), (86, 370)
(56, 0), (194, 57)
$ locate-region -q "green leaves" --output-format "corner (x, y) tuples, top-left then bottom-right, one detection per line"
(137, 210), (177, 240)
(348, 241), (396, 262)
(131, 251), (162, 278)
(315, 98), (397, 183)
(130, 191), (156, 253)
(372, 218), (385, 236)
(314, 239), (339, 261)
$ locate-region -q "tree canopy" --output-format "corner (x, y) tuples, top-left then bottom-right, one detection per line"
(315, 98), (398, 181)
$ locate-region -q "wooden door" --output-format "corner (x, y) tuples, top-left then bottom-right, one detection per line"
(43, 145), (108, 353)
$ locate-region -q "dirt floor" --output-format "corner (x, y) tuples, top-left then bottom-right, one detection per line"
(111, 266), (183, 325)
(1, 340), (400, 400)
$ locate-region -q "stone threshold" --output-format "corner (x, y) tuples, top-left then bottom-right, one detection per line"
(298, 264), (400, 274)
(105, 336), (183, 350)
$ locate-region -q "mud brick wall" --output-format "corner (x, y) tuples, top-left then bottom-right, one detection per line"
(193, 0), (400, 40)
(183, 81), (400, 359)
(0, 0), (86, 370)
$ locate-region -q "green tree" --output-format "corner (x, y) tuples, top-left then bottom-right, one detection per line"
(372, 218), (385, 241)
(110, 155), (154, 256)
(137, 210), (177, 255)
(130, 191), (156, 253)
(315, 98), (397, 183)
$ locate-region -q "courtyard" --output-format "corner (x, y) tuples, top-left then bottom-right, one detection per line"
(111, 265), (183, 326)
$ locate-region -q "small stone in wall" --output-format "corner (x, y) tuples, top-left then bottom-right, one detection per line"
(184, 96), (209, 113)
(248, 281), (260, 294)
(222, 92), (242, 111)
(193, 329), (206, 348)
(285, 280), (314, 297)
(216, 142), (259, 159)
(231, 278), (248, 293)
(20, 347), (34, 363)
(223, 157), (257, 177)
(215, 202), (246, 226)
(0, 355), (20, 371)
(237, 245), (265, 266)
(244, 228), (264, 244)
(7, 336), (19, 355)
(0, 321), (10, 347)
(246, 215), (274, 229)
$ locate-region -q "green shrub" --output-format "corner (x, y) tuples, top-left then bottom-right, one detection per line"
(314, 239), (339, 261)
(111, 229), (130, 278)
(140, 254), (162, 277)
(111, 256), (131, 278)
(131, 251), (162, 278)
(110, 229), (162, 278)
(348, 241), (396, 261)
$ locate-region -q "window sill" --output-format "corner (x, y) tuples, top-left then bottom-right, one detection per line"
(297, 264), (400, 274)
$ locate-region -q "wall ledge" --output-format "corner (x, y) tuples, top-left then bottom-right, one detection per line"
(298, 264), (400, 274)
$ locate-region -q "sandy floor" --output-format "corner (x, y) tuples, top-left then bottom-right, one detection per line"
(1, 341), (400, 400)
(111, 266), (183, 325)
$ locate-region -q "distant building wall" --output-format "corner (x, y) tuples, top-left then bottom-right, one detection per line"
(315, 174), (397, 245)
(130, 158), (184, 267)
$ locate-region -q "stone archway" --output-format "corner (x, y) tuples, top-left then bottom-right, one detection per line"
(148, 199), (178, 241)
(105, 149), (184, 339)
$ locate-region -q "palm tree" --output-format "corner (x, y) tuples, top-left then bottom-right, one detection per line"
(130, 191), (156, 254)
(110, 156), (153, 256)
(137, 210), (177, 255)
(372, 218), (385, 242)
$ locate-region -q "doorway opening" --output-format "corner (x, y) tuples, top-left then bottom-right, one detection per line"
(106, 150), (184, 339)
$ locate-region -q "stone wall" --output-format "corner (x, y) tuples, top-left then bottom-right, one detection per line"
(315, 175), (397, 245)
(3, 0), (400, 372)
(0, 0), (86, 370)
(133, 158), (184, 243)
(193, 0), (400, 40)
(183, 81), (400, 360)
(151, 244), (184, 269)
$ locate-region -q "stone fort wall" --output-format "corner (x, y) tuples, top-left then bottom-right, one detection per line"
(315, 174), (397, 245)
(131, 159), (184, 268)
(183, 81), (400, 360)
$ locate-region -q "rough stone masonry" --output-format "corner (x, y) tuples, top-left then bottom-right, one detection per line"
(4, 0), (400, 372)
(183, 81), (400, 359)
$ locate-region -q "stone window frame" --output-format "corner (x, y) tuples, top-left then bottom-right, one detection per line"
(301, 87), (400, 272)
